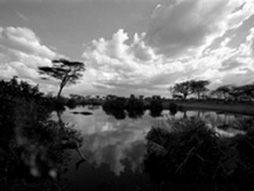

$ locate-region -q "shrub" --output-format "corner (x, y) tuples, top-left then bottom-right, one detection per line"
(102, 98), (126, 119)
(149, 99), (163, 117)
(144, 117), (254, 191)
(126, 97), (144, 119)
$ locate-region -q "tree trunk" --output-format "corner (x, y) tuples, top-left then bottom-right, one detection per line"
(57, 84), (64, 100)
(183, 93), (187, 100)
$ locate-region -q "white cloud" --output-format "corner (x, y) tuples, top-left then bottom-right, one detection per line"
(82, 12), (254, 95)
(82, 29), (180, 95)
(0, 27), (57, 59)
(145, 0), (254, 57)
(0, 26), (62, 92)
(1, 0), (254, 96)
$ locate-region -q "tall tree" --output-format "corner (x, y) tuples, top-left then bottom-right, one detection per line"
(38, 59), (85, 100)
(171, 81), (192, 100)
(190, 80), (210, 99)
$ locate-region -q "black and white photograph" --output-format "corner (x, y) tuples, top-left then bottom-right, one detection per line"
(1, 0), (254, 190)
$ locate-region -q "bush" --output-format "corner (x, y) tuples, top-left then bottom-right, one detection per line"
(168, 102), (178, 116)
(149, 99), (163, 117)
(144, 117), (254, 191)
(126, 97), (144, 118)
(102, 98), (126, 119)
(0, 77), (83, 190)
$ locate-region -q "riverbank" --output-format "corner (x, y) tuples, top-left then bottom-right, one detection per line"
(163, 100), (254, 116)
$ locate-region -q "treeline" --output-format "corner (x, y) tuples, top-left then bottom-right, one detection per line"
(171, 79), (254, 102)
(102, 95), (164, 119)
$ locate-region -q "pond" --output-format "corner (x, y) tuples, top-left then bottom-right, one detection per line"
(57, 106), (251, 191)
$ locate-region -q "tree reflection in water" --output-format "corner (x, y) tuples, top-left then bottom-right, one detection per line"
(144, 117), (254, 191)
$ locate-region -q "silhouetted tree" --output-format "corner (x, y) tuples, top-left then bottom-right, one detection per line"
(102, 97), (126, 120)
(190, 80), (210, 99)
(150, 99), (163, 117)
(212, 84), (234, 100)
(38, 59), (85, 100)
(170, 81), (192, 100)
(126, 95), (144, 118)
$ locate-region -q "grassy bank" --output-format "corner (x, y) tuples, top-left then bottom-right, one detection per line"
(162, 100), (254, 116)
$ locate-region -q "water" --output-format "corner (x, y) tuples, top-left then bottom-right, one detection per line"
(58, 106), (251, 190)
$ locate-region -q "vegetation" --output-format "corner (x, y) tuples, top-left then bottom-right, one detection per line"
(211, 83), (254, 102)
(150, 98), (163, 117)
(144, 117), (254, 191)
(0, 77), (83, 190)
(102, 97), (126, 119)
(190, 80), (210, 99)
(170, 80), (210, 100)
(168, 102), (178, 116)
(38, 58), (85, 100)
(126, 94), (145, 118)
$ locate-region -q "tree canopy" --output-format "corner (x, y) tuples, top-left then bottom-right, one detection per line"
(38, 59), (85, 99)
(171, 81), (192, 99)
(190, 80), (210, 99)
(170, 80), (210, 99)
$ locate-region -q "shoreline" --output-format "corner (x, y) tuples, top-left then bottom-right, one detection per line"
(163, 100), (254, 116)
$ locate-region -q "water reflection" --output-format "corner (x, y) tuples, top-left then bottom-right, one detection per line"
(61, 107), (163, 176)
(57, 106), (254, 191)
(62, 106), (253, 176)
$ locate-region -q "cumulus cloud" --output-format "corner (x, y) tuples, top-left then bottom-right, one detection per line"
(2, 1), (253, 96)
(0, 26), (61, 91)
(82, 12), (254, 95)
(82, 29), (175, 95)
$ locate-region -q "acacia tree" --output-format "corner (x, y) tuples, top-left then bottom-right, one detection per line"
(38, 59), (85, 100)
(171, 81), (193, 100)
(190, 80), (210, 99)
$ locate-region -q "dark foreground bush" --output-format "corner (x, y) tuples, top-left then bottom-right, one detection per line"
(144, 117), (254, 191)
(0, 77), (83, 190)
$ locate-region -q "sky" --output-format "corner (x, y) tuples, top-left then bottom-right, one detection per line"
(0, 0), (254, 97)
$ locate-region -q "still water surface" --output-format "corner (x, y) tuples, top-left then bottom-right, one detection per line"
(57, 106), (250, 191)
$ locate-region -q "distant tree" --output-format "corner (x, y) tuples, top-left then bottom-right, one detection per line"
(230, 84), (254, 101)
(126, 95), (144, 118)
(38, 59), (85, 100)
(170, 81), (192, 100)
(190, 80), (210, 99)
(212, 84), (234, 99)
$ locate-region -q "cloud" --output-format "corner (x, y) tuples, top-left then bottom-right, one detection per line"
(1, 1), (253, 97)
(82, 29), (174, 95)
(82, 16), (254, 95)
(0, 27), (57, 59)
(15, 12), (30, 22)
(145, 0), (254, 57)
(218, 59), (242, 72)
(0, 26), (62, 91)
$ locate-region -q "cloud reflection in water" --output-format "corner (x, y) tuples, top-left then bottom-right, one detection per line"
(61, 107), (162, 175)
